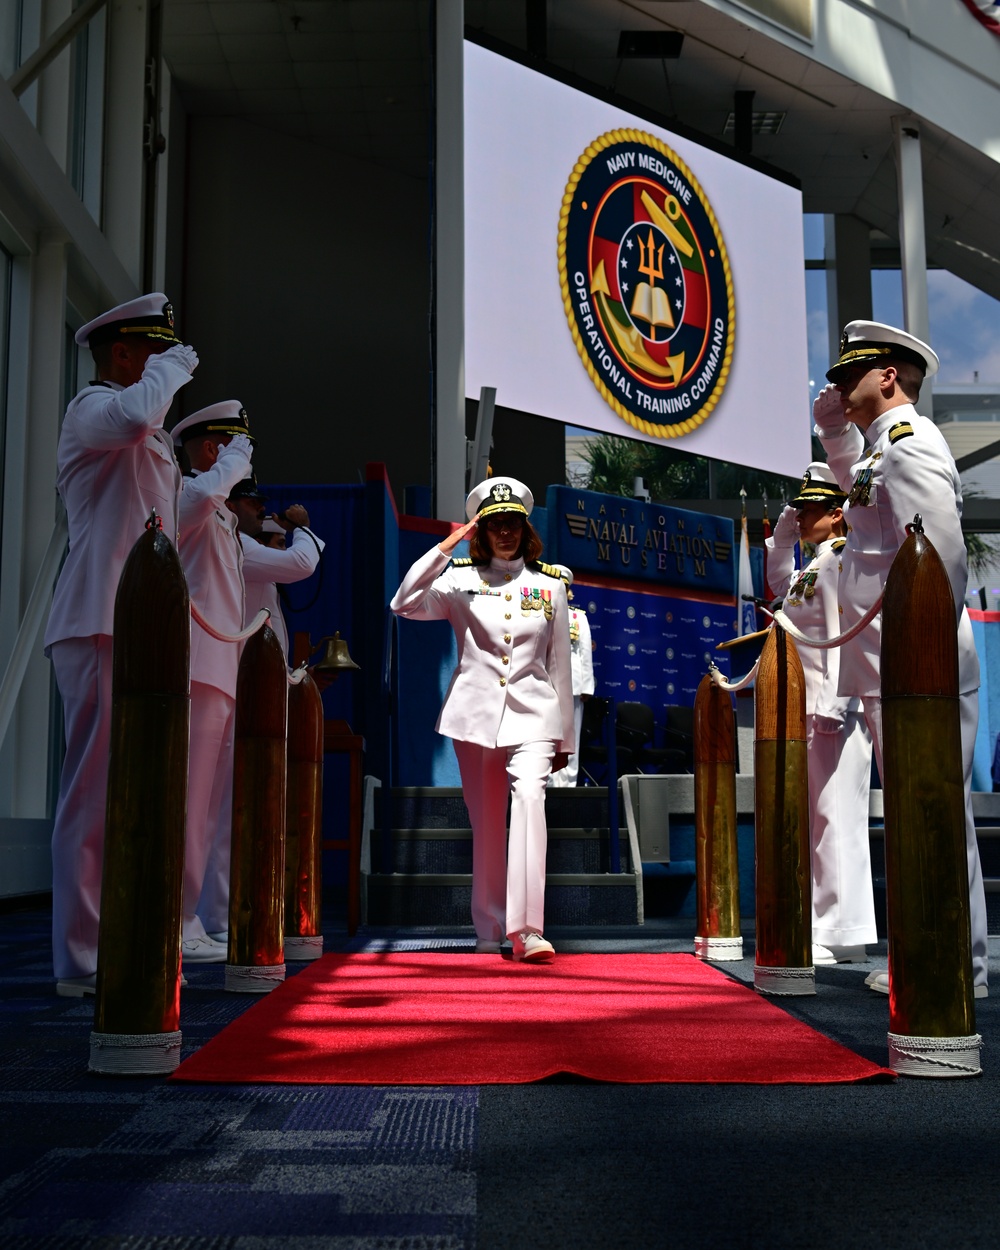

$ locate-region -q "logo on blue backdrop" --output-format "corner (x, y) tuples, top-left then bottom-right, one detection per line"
(558, 129), (735, 439)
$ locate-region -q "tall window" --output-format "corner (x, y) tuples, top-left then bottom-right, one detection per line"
(0, 0), (25, 78)
(68, 6), (107, 223)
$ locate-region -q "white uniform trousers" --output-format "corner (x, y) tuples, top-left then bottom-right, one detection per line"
(549, 697), (584, 788)
(863, 693), (988, 989)
(49, 636), (114, 979)
(183, 682), (235, 942)
(807, 710), (877, 947)
(196, 737), (235, 935)
(453, 738), (555, 941)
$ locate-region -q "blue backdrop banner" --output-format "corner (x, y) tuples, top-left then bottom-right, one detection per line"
(544, 484), (736, 595)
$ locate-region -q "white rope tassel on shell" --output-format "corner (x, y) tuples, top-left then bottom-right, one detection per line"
(772, 589), (884, 650)
(191, 605), (270, 643)
(709, 586), (885, 692)
(709, 656), (761, 693)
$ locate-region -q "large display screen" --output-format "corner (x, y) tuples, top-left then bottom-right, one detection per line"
(464, 37), (812, 478)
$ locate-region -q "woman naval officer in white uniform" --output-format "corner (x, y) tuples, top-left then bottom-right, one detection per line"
(765, 464), (877, 966)
(390, 477), (575, 962)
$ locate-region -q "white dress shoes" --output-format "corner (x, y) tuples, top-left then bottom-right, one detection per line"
(867, 970), (988, 999)
(512, 932), (555, 963)
(56, 974), (96, 997)
(813, 944), (868, 965)
(206, 931), (228, 945)
(56, 971), (188, 994)
(181, 935), (227, 963)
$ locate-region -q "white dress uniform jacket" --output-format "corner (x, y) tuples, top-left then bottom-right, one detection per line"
(819, 404), (979, 698)
(569, 606), (595, 700)
(241, 527), (325, 660)
(45, 350), (193, 648)
(766, 537), (854, 719)
(766, 531), (876, 948)
(178, 446), (252, 696)
(819, 402), (987, 984)
(46, 348), (192, 981)
(391, 547), (575, 752)
(550, 604), (595, 788)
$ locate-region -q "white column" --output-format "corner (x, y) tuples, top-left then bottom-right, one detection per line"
(12, 236), (67, 818)
(104, 0), (149, 287)
(892, 116), (930, 345)
(434, 0), (466, 520)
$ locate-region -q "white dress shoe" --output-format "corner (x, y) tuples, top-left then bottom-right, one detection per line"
(181, 935), (227, 963)
(512, 932), (555, 963)
(206, 931), (228, 944)
(56, 974), (96, 997)
(813, 943), (868, 965)
(868, 971), (988, 999)
(474, 939), (502, 953)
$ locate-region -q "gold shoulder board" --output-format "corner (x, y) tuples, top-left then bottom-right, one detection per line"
(832, 538), (847, 552)
(888, 422), (914, 444)
(450, 558), (474, 567)
(533, 561), (567, 582)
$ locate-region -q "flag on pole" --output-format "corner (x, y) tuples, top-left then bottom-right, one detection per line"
(738, 487), (756, 636)
(761, 490), (774, 603)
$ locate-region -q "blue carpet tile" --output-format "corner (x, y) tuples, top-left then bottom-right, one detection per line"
(0, 909), (475, 1249)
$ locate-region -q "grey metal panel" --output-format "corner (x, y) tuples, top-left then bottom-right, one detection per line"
(0, 817), (52, 897)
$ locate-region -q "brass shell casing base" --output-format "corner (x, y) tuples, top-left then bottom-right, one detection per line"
(882, 696), (976, 1044)
(88, 1029), (182, 1075)
(225, 963), (286, 994)
(754, 964), (816, 996)
(887, 1031), (982, 1078)
(694, 934), (743, 962)
(754, 738), (812, 981)
(285, 935), (324, 961)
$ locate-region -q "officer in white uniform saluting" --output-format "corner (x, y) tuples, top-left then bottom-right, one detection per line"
(814, 320), (989, 998)
(766, 463), (877, 966)
(46, 294), (197, 996)
(225, 481), (325, 662)
(390, 477), (575, 962)
(171, 402), (254, 962)
(191, 482), (327, 941)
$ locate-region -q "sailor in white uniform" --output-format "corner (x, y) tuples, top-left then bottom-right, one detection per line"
(193, 484), (326, 941)
(814, 320), (988, 997)
(226, 483), (325, 661)
(548, 564), (595, 788)
(766, 463), (876, 965)
(45, 294), (197, 996)
(390, 477), (575, 962)
(171, 402), (254, 962)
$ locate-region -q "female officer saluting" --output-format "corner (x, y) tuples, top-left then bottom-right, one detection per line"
(391, 477), (575, 962)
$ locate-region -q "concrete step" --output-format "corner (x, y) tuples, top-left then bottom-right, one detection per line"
(364, 871), (642, 928)
(364, 785), (638, 927)
(381, 827), (634, 876)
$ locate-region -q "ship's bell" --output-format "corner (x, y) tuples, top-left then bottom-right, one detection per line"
(312, 632), (360, 674)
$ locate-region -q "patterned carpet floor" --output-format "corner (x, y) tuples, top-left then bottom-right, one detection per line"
(2, 903), (999, 1250)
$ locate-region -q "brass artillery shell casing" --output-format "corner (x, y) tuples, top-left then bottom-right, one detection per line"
(93, 522), (189, 1067)
(694, 674), (741, 952)
(285, 671), (324, 944)
(753, 629), (813, 989)
(227, 623), (288, 989)
(881, 528), (976, 1045)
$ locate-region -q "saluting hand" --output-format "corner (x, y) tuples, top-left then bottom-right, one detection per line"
(438, 514), (479, 557)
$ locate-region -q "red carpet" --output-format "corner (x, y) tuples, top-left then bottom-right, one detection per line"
(171, 952), (892, 1085)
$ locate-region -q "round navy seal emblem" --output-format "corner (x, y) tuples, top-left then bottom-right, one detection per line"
(558, 129), (735, 438)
